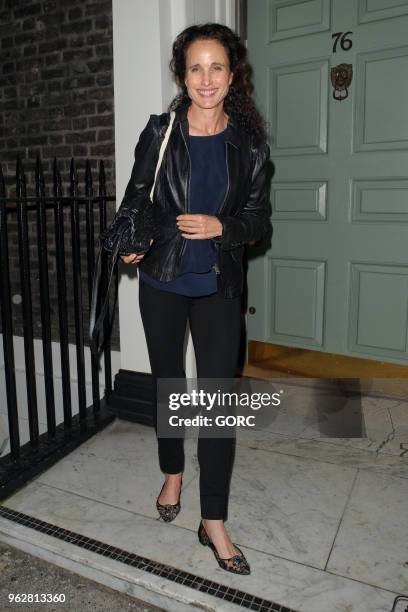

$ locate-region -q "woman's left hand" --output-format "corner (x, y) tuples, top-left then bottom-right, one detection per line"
(176, 214), (223, 240)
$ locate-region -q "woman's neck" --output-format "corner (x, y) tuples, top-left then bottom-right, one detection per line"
(187, 103), (228, 136)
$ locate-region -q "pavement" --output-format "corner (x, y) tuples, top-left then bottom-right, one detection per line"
(0, 541), (165, 612)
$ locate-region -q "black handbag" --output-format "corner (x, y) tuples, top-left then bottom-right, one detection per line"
(89, 111), (175, 354)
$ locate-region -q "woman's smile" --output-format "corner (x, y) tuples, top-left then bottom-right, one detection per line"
(197, 88), (218, 97)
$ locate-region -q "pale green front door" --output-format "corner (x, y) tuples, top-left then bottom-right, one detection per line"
(247, 0), (408, 365)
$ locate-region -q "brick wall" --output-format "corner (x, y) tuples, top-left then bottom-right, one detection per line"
(0, 0), (120, 350)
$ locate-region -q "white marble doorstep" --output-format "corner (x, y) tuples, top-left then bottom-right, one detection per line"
(34, 419), (199, 520)
(385, 401), (408, 456)
(238, 378), (356, 438)
(253, 390), (408, 458)
(33, 417), (354, 570)
(299, 396), (408, 458)
(175, 438), (356, 570)
(0, 481), (399, 612)
(327, 469), (408, 594)
(32, 416), (407, 586)
(235, 427), (408, 480)
(171, 379), (408, 456)
(2, 415), (407, 609)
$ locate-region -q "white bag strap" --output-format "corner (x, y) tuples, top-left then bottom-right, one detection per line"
(149, 110), (176, 202)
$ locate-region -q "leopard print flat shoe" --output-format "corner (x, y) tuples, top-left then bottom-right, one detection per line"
(198, 520), (251, 575)
(156, 478), (182, 522)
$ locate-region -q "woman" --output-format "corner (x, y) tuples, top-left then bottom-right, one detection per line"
(119, 23), (271, 575)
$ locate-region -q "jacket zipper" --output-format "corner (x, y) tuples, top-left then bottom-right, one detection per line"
(179, 123), (190, 261)
(213, 141), (230, 276)
(218, 141), (230, 215)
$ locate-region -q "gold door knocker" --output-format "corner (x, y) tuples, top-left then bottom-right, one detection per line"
(331, 63), (353, 101)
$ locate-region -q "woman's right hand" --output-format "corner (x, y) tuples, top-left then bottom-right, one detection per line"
(120, 239), (154, 264)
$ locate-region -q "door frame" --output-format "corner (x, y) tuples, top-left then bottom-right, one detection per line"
(235, 0), (247, 40)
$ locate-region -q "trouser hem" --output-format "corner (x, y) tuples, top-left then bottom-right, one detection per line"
(200, 495), (228, 520)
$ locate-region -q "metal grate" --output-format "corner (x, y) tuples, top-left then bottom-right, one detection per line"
(0, 505), (298, 612)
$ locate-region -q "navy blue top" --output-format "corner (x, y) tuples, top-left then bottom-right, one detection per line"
(139, 129), (227, 296)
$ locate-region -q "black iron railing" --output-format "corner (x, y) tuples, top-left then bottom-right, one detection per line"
(0, 154), (117, 500)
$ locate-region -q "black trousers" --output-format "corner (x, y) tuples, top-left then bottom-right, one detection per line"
(139, 278), (242, 520)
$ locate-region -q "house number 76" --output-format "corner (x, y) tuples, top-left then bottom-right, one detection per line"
(332, 31), (353, 53)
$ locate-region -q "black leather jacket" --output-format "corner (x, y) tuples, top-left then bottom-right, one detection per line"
(119, 102), (272, 298)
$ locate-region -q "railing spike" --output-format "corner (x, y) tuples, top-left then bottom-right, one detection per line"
(85, 159), (93, 197)
(69, 157), (76, 175)
(15, 155), (26, 201)
(69, 157), (78, 197)
(35, 154), (45, 199)
(98, 159), (106, 185)
(52, 157), (63, 198)
(0, 163), (5, 192)
(16, 152), (22, 176)
(98, 160), (107, 200)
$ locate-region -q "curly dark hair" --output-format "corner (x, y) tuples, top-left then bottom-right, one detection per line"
(168, 23), (267, 145)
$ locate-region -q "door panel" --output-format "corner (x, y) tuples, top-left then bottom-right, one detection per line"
(358, 0), (408, 24)
(269, 258), (326, 346)
(268, 0), (331, 41)
(349, 263), (408, 358)
(270, 59), (329, 154)
(354, 47), (408, 151)
(272, 180), (327, 221)
(247, 0), (408, 365)
(351, 179), (408, 222)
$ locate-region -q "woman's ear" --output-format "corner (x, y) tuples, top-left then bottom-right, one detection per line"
(229, 72), (234, 86)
